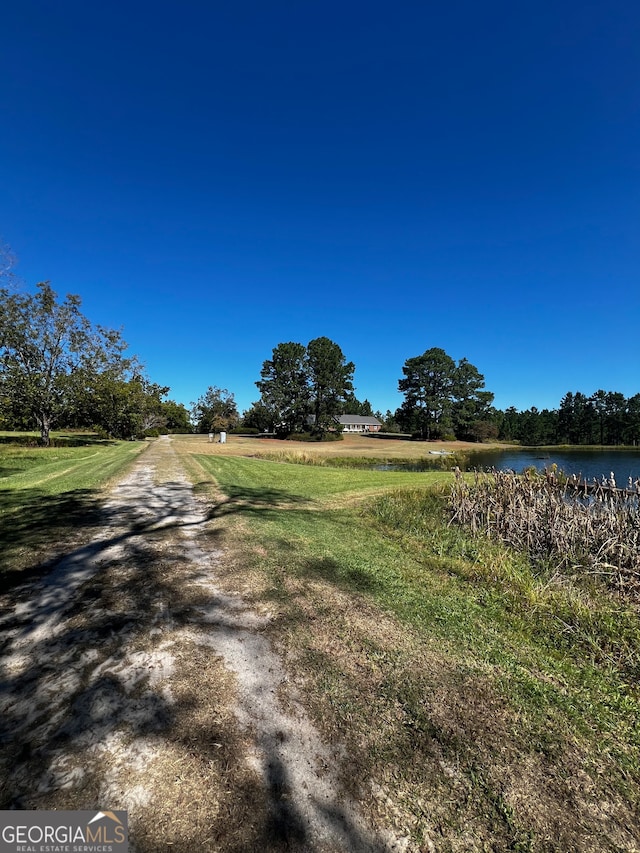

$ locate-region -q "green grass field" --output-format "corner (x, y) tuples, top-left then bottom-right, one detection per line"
(0, 434), (146, 587)
(180, 443), (640, 851)
(2, 428), (638, 849)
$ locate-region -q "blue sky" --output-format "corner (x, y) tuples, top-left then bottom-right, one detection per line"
(2, 1), (639, 416)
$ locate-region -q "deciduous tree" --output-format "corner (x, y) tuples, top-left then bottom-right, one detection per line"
(161, 399), (191, 433)
(0, 240), (19, 289)
(191, 386), (239, 434)
(0, 281), (136, 444)
(242, 400), (274, 433)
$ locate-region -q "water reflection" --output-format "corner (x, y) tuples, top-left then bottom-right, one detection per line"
(465, 448), (640, 483)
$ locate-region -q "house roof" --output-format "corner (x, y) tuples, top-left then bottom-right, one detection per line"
(338, 415), (382, 425)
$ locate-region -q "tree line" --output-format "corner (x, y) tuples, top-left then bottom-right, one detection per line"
(493, 391), (640, 446)
(2, 273), (639, 447)
(0, 281), (191, 444)
(238, 341), (640, 446)
(230, 342), (494, 440)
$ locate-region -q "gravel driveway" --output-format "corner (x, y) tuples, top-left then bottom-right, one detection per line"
(0, 437), (403, 852)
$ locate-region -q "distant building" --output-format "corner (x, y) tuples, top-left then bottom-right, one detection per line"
(337, 415), (382, 433)
(306, 414), (383, 433)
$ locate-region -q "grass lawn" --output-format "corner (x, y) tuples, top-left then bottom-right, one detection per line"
(0, 433), (147, 588)
(175, 435), (640, 852)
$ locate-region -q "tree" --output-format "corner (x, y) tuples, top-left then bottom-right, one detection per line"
(397, 347), (457, 439)
(599, 391), (626, 445)
(0, 281), (136, 445)
(341, 393), (374, 416)
(305, 336), (355, 436)
(575, 393), (598, 444)
(397, 348), (494, 441)
(591, 390), (609, 445)
(255, 337), (356, 437)
(467, 419), (499, 442)
(161, 399), (191, 433)
(95, 376), (169, 437)
(381, 409), (401, 433)
(0, 240), (19, 290)
(256, 342), (310, 436)
(497, 406), (518, 442)
(242, 400), (274, 433)
(558, 391), (598, 445)
(191, 386), (238, 434)
(558, 392), (576, 444)
(450, 358), (494, 440)
(624, 394), (640, 446)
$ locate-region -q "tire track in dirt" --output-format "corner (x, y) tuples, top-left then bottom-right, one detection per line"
(0, 437), (406, 852)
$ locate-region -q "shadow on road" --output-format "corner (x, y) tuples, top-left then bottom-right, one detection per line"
(0, 467), (389, 852)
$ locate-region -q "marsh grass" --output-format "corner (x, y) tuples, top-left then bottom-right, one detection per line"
(367, 486), (640, 678)
(450, 467), (640, 600)
(253, 449), (466, 471)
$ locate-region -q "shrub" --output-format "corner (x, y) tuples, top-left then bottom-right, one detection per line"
(286, 432), (344, 442)
(319, 432), (343, 441)
(287, 432), (315, 442)
(91, 425), (110, 440)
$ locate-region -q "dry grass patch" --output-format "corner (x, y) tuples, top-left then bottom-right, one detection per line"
(171, 432), (491, 462)
(129, 641), (270, 853)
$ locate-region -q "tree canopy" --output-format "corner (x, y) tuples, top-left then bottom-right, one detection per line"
(0, 282), (137, 444)
(254, 337), (354, 436)
(0, 280), (186, 442)
(396, 347), (494, 440)
(306, 336), (355, 435)
(190, 386), (239, 434)
(6, 257), (640, 451)
(255, 342), (310, 435)
(495, 390), (640, 446)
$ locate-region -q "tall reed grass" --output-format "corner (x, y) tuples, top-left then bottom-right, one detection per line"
(450, 468), (640, 600)
(252, 450), (466, 470)
(366, 484), (640, 678)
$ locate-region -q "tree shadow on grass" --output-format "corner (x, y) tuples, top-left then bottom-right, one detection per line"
(0, 488), (104, 593)
(196, 481), (315, 513)
(301, 556), (383, 594)
(0, 473), (391, 851)
(0, 481), (315, 595)
(201, 485), (386, 600)
(0, 468), (23, 477)
(0, 434), (121, 447)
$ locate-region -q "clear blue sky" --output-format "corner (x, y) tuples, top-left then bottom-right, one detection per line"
(2, 1), (639, 416)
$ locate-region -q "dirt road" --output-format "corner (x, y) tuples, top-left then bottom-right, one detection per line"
(0, 437), (404, 852)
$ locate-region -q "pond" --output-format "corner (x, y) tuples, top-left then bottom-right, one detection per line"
(464, 448), (640, 484)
